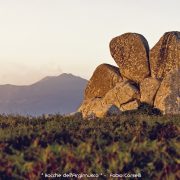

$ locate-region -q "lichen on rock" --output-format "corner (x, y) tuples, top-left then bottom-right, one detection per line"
(150, 31), (180, 80)
(84, 63), (122, 100)
(110, 33), (150, 83)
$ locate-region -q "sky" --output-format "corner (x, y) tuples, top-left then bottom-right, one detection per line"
(0, 0), (179, 85)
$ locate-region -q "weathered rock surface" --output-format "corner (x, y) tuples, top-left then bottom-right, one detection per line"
(140, 77), (160, 105)
(103, 81), (140, 108)
(78, 98), (103, 118)
(150, 31), (180, 80)
(154, 67), (180, 114)
(110, 33), (150, 83)
(120, 100), (139, 111)
(78, 98), (121, 118)
(79, 81), (140, 118)
(79, 31), (180, 117)
(95, 104), (121, 118)
(84, 64), (122, 100)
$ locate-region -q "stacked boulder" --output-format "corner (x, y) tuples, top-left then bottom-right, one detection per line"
(79, 31), (180, 118)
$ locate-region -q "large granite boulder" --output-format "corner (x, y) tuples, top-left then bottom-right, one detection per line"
(84, 64), (122, 100)
(140, 77), (160, 105)
(103, 81), (140, 108)
(154, 67), (180, 114)
(110, 33), (150, 83)
(150, 31), (180, 80)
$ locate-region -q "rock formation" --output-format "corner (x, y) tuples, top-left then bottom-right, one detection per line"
(79, 31), (180, 118)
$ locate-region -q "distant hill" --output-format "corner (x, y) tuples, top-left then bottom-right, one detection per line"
(0, 73), (87, 115)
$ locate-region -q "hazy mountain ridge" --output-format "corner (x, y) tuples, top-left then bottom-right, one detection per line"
(0, 73), (87, 115)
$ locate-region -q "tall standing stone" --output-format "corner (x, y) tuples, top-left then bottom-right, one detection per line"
(154, 67), (180, 114)
(110, 33), (150, 83)
(150, 31), (180, 80)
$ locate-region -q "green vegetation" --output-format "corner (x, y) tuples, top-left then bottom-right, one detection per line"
(0, 113), (179, 179)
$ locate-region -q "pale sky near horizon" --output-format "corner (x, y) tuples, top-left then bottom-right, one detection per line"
(0, 0), (179, 85)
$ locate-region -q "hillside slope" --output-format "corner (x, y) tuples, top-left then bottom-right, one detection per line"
(0, 73), (87, 115)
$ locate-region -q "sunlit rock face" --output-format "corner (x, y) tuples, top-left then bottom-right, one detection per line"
(154, 67), (180, 115)
(140, 77), (160, 106)
(78, 98), (121, 118)
(110, 33), (150, 84)
(150, 31), (180, 80)
(84, 63), (122, 100)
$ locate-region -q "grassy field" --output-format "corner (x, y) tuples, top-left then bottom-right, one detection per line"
(0, 112), (179, 179)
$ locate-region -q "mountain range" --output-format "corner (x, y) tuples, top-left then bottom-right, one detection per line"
(0, 73), (87, 115)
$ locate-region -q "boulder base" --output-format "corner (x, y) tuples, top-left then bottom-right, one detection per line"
(120, 100), (139, 111)
(79, 81), (140, 118)
(78, 98), (121, 118)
